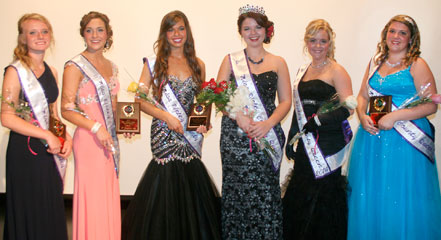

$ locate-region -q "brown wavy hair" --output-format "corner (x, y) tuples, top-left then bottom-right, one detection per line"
(237, 12), (274, 44)
(152, 10), (202, 101)
(13, 13), (54, 68)
(80, 11), (114, 51)
(303, 19), (336, 61)
(375, 15), (420, 67)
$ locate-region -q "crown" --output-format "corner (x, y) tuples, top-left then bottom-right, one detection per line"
(239, 4), (266, 16)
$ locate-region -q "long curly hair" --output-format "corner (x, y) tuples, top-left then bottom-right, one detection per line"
(152, 10), (202, 101)
(80, 11), (114, 51)
(237, 12), (274, 44)
(303, 19), (336, 61)
(375, 15), (420, 66)
(13, 13), (54, 68)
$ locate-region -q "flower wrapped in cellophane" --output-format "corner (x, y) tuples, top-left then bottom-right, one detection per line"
(397, 82), (441, 109)
(127, 81), (165, 110)
(289, 94), (358, 145)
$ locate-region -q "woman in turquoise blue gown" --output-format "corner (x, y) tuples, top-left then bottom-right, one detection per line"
(347, 15), (441, 239)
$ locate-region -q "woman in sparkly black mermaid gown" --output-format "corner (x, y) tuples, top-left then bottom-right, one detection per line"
(217, 6), (292, 240)
(122, 11), (220, 240)
(283, 19), (353, 240)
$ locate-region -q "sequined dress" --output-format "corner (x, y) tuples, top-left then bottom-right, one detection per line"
(220, 71), (285, 240)
(347, 66), (441, 239)
(4, 63), (68, 240)
(122, 76), (221, 240)
(283, 80), (348, 240)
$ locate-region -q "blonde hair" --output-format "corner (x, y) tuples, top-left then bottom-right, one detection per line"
(375, 15), (420, 67)
(13, 13), (54, 67)
(304, 19), (336, 60)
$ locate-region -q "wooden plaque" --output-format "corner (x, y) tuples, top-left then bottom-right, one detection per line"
(187, 103), (212, 131)
(116, 102), (141, 134)
(369, 95), (392, 127)
(49, 116), (66, 148)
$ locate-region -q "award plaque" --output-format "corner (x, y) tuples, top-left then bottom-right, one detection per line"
(116, 102), (141, 134)
(369, 95), (392, 127)
(187, 103), (212, 131)
(49, 116), (66, 148)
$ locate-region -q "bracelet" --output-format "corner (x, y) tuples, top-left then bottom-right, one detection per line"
(91, 122), (102, 134)
(313, 115), (322, 127)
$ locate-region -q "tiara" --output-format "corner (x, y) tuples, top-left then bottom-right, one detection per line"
(239, 4), (266, 16)
(403, 16), (415, 27)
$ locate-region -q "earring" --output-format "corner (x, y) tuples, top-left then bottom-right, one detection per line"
(105, 40), (109, 49)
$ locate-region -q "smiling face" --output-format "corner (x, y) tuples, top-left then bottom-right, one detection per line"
(83, 18), (108, 52)
(240, 17), (265, 47)
(166, 19), (187, 49)
(21, 19), (51, 54)
(386, 21), (411, 54)
(306, 29), (330, 61)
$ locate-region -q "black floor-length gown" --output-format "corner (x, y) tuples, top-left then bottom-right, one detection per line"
(283, 80), (348, 240)
(4, 63), (68, 240)
(221, 71), (285, 240)
(122, 76), (221, 240)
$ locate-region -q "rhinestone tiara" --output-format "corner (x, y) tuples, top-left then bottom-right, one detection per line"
(239, 4), (266, 16)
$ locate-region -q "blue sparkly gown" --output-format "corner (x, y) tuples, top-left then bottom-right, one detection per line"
(347, 66), (441, 239)
(122, 76), (221, 240)
(220, 71), (285, 240)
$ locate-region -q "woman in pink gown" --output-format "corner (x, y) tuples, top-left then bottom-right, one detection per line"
(61, 11), (121, 240)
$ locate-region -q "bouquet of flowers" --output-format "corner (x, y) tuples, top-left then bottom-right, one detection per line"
(196, 78), (236, 112)
(196, 79), (278, 161)
(397, 83), (441, 109)
(289, 94), (358, 145)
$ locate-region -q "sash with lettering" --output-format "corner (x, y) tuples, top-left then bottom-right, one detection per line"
(366, 58), (435, 162)
(144, 56), (203, 156)
(68, 54), (121, 175)
(11, 60), (67, 182)
(229, 50), (284, 172)
(293, 63), (353, 178)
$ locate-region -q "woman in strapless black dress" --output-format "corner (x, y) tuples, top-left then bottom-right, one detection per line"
(216, 5), (292, 240)
(283, 19), (354, 240)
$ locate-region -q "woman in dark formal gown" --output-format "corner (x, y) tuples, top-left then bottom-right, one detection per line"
(283, 19), (354, 240)
(121, 10), (221, 240)
(1, 13), (72, 240)
(216, 5), (291, 240)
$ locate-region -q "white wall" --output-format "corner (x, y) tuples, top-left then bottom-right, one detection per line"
(1, 0), (440, 195)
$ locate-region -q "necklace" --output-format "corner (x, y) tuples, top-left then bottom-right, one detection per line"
(385, 60), (401, 68)
(311, 59), (328, 69)
(247, 56), (264, 64)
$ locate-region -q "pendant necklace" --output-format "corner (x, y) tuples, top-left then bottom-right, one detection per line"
(311, 59), (328, 69)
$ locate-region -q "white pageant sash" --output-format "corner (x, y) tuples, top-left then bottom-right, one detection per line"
(367, 84), (435, 162)
(68, 55), (120, 175)
(229, 50), (283, 172)
(11, 60), (67, 182)
(145, 56), (203, 156)
(293, 63), (351, 178)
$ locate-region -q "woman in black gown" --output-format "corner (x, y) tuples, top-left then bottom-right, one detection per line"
(216, 5), (291, 240)
(1, 13), (72, 240)
(282, 19), (354, 240)
(121, 10), (221, 240)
